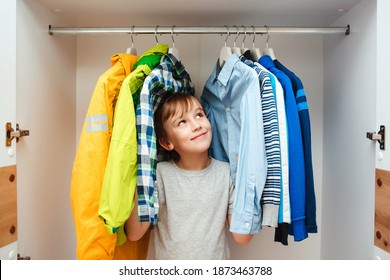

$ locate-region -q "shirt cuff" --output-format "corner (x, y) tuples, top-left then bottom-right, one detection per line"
(290, 216), (308, 241)
(229, 211), (261, 234)
(261, 204), (279, 227)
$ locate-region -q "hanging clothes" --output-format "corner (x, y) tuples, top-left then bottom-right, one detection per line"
(98, 44), (168, 245)
(112, 230), (151, 260)
(274, 60), (318, 234)
(137, 53), (195, 225)
(259, 55), (308, 242)
(257, 63), (291, 245)
(254, 61), (291, 230)
(201, 54), (267, 234)
(239, 55), (281, 228)
(245, 55), (292, 244)
(70, 53), (145, 260)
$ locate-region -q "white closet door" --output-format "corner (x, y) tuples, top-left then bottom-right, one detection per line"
(13, 0), (77, 259)
(374, 0), (390, 260)
(0, 0), (18, 260)
(1, 0), (77, 260)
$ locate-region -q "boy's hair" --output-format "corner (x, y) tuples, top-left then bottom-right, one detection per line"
(154, 93), (202, 161)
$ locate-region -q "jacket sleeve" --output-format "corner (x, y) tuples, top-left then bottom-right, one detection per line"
(70, 77), (118, 259)
(98, 75), (138, 241)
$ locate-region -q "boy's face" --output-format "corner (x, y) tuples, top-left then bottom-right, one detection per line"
(160, 98), (212, 158)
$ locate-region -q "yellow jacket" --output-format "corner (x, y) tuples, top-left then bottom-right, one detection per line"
(70, 53), (149, 260)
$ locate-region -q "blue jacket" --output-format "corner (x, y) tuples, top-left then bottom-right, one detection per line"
(274, 60), (318, 234)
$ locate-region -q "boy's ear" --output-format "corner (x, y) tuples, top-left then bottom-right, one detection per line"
(158, 138), (174, 151)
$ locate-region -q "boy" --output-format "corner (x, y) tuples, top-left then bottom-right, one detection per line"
(125, 93), (253, 259)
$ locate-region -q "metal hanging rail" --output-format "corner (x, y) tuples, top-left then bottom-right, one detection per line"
(48, 25), (350, 36)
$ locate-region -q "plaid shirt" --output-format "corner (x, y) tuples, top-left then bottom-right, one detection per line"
(137, 53), (195, 224)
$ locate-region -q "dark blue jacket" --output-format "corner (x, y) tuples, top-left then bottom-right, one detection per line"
(274, 60), (318, 234)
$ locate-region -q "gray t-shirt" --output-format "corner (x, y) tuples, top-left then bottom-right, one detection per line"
(152, 158), (234, 260)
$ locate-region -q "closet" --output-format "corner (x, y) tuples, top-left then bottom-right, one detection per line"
(1, 0), (389, 260)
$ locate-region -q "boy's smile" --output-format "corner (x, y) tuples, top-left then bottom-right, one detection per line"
(160, 98), (212, 158)
(191, 131), (207, 141)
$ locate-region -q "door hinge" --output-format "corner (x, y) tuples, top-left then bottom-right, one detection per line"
(17, 253), (31, 260)
(366, 125), (385, 150)
(5, 122), (30, 147)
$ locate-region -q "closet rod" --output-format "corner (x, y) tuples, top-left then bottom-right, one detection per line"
(48, 25), (350, 36)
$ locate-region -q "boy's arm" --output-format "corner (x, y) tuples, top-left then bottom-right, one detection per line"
(227, 214), (254, 245)
(125, 191), (151, 241)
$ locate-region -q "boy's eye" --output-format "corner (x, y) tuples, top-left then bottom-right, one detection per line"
(196, 113), (204, 119)
(178, 120), (186, 126)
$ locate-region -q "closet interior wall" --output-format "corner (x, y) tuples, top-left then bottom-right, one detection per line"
(16, 0), (77, 259)
(322, 0), (377, 259)
(14, 0), (379, 260)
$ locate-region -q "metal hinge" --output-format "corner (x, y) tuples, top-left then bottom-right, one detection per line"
(366, 125), (385, 150)
(5, 122), (30, 147)
(17, 254), (31, 260)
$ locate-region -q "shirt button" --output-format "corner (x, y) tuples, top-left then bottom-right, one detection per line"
(226, 107), (230, 112)
(244, 222), (250, 228)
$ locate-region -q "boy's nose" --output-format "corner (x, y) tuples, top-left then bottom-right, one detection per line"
(190, 119), (201, 131)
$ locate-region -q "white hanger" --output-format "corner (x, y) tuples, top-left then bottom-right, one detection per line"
(231, 25), (242, 56)
(263, 25), (276, 60)
(219, 26), (232, 67)
(240, 25), (249, 54)
(250, 25), (261, 62)
(126, 25), (137, 55)
(168, 26), (180, 60)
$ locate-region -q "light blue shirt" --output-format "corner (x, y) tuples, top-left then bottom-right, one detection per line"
(201, 54), (267, 234)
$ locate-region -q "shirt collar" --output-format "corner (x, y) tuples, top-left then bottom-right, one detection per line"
(217, 54), (239, 87)
(134, 44), (169, 69)
(160, 53), (192, 82)
(258, 55), (274, 68)
(141, 44), (169, 57)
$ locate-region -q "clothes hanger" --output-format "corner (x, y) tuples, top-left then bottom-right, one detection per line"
(250, 25), (262, 62)
(263, 25), (276, 60)
(154, 25), (161, 45)
(240, 25), (249, 54)
(219, 26), (232, 67)
(231, 25), (242, 56)
(168, 25), (180, 60)
(126, 25), (137, 55)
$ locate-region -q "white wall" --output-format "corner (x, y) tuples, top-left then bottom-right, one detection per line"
(322, 0), (377, 259)
(76, 31), (324, 259)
